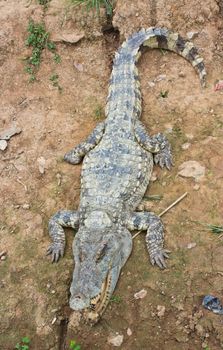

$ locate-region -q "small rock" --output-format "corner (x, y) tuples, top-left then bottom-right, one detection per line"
(22, 203), (30, 209)
(47, 283), (51, 289)
(37, 157), (46, 174)
(73, 62), (84, 72)
(0, 140), (7, 150)
(148, 81), (155, 88)
(178, 161), (205, 181)
(0, 125), (22, 140)
(52, 31), (85, 44)
(202, 342), (209, 349)
(107, 334), (124, 347)
(134, 289), (147, 299)
(187, 242), (197, 249)
(157, 305), (166, 317)
(178, 71), (185, 78)
(155, 74), (167, 82)
(165, 123), (173, 134)
(181, 142), (191, 150)
(151, 171), (157, 182)
(127, 327), (132, 336)
(214, 80), (223, 91)
(0, 251), (7, 259)
(56, 173), (62, 186)
(1, 255), (7, 261)
(193, 184), (200, 191)
(186, 31), (199, 40)
(185, 133), (194, 140)
(51, 317), (57, 325)
(51, 290), (56, 294)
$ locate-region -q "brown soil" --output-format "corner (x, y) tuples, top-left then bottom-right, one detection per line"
(1, 0), (223, 349)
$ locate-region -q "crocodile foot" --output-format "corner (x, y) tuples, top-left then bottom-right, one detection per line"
(153, 133), (173, 170)
(47, 243), (65, 262)
(150, 249), (170, 269)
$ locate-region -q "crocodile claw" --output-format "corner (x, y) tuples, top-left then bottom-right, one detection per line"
(150, 249), (170, 269)
(47, 243), (64, 263)
(154, 148), (173, 170)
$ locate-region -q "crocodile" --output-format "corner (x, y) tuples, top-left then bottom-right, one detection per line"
(47, 27), (206, 323)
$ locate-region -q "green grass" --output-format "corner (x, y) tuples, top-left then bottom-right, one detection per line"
(70, 340), (81, 350)
(25, 20), (61, 82)
(15, 337), (30, 350)
(49, 73), (63, 92)
(159, 90), (169, 98)
(70, 0), (114, 16)
(110, 295), (122, 303)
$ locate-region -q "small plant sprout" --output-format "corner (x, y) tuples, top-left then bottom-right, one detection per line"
(49, 73), (63, 92)
(160, 90), (169, 98)
(69, 339), (81, 350)
(15, 336), (31, 350)
(25, 20), (61, 82)
(70, 0), (114, 16)
(110, 295), (122, 303)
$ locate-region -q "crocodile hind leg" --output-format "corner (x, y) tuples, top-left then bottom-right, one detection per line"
(47, 210), (79, 262)
(64, 122), (105, 164)
(126, 212), (170, 268)
(134, 120), (173, 170)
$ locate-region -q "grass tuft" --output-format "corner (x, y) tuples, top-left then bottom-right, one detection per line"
(70, 0), (114, 16)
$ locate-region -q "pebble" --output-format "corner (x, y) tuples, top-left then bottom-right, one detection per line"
(187, 242), (197, 249)
(107, 334), (124, 347)
(52, 31), (85, 44)
(193, 184), (200, 191)
(127, 328), (132, 336)
(178, 71), (185, 78)
(134, 289), (147, 299)
(37, 157), (46, 174)
(178, 161), (205, 181)
(186, 31), (199, 40)
(22, 203), (30, 209)
(73, 62), (84, 72)
(148, 81), (155, 88)
(154, 74), (167, 82)
(181, 142), (191, 150)
(157, 305), (166, 317)
(151, 171), (157, 182)
(0, 140), (7, 151)
(51, 317), (57, 325)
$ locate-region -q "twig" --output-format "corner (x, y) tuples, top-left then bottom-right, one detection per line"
(132, 192), (188, 240)
(16, 179), (28, 192)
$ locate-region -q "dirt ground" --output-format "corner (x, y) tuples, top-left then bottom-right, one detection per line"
(1, 0), (223, 349)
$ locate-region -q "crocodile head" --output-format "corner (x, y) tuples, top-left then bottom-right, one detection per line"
(69, 210), (132, 323)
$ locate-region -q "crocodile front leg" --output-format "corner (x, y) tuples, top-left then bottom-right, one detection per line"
(64, 122), (105, 164)
(134, 120), (173, 170)
(47, 210), (79, 262)
(127, 212), (170, 268)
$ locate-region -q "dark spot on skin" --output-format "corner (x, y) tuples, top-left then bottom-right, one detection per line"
(175, 36), (186, 52)
(186, 46), (198, 61)
(195, 61), (205, 71)
(157, 35), (168, 49)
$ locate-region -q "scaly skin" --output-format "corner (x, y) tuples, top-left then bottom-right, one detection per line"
(47, 27), (206, 323)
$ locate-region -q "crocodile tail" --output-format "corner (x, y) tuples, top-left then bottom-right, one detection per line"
(115, 27), (206, 87)
(106, 28), (206, 119)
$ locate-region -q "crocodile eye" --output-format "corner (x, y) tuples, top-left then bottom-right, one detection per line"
(96, 244), (108, 263)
